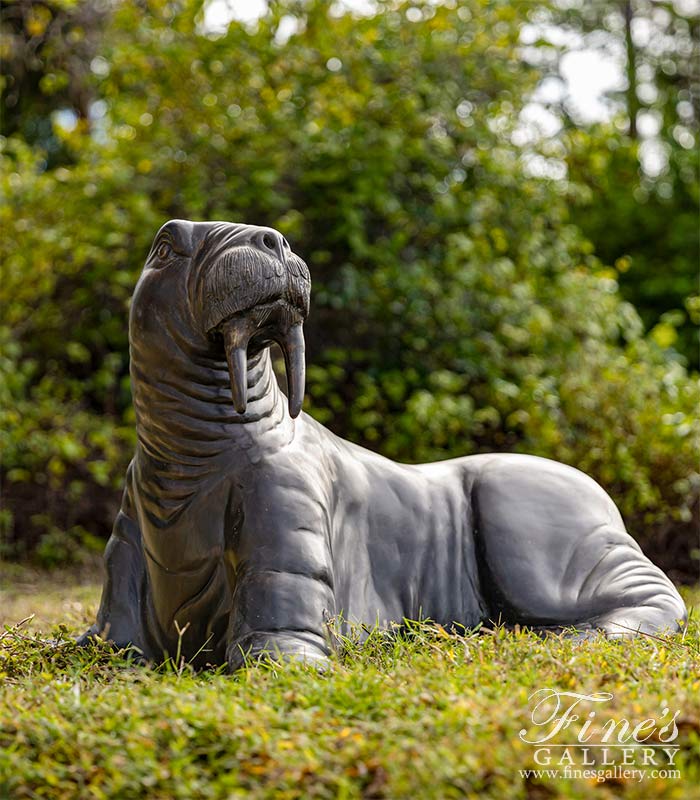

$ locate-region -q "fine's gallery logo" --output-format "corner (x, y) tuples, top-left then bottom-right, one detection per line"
(519, 689), (681, 783)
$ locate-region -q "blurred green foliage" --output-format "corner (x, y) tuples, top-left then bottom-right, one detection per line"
(566, 128), (699, 366)
(1, 0), (698, 575)
(0, 0), (107, 162)
(542, 0), (699, 366)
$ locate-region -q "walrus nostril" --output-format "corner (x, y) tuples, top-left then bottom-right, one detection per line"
(254, 229), (287, 265)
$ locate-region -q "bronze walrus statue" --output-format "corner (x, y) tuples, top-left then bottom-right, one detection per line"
(79, 220), (687, 668)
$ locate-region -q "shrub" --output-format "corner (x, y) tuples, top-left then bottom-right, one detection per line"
(1, 0), (697, 575)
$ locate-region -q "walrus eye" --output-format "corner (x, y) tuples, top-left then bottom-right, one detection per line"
(156, 241), (172, 260)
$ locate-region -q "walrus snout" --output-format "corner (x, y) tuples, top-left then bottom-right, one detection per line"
(196, 226), (311, 419)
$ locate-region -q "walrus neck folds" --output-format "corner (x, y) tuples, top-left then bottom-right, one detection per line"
(130, 321), (289, 470)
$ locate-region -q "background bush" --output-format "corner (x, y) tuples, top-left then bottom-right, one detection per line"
(1, 0), (698, 579)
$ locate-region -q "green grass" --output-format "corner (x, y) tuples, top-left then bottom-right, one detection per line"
(1, 566), (699, 799)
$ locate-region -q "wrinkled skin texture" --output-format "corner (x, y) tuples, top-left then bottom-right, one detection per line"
(80, 220), (687, 669)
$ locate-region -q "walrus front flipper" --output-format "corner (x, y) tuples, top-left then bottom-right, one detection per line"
(77, 461), (148, 656)
(224, 480), (336, 671)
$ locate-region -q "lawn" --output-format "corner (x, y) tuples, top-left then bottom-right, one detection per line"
(1, 564), (698, 799)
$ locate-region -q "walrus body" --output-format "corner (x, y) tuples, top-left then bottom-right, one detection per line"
(81, 220), (687, 669)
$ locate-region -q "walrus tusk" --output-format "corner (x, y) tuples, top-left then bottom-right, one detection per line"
(277, 322), (305, 419)
(221, 317), (253, 414)
(221, 313), (305, 418)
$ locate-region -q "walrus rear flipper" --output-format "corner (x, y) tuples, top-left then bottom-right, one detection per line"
(77, 461), (149, 658)
(470, 454), (686, 637)
(572, 538), (687, 637)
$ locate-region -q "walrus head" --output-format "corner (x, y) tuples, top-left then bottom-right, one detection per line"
(132, 219), (311, 418)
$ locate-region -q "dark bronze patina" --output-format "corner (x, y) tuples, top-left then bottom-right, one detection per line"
(79, 220), (687, 669)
